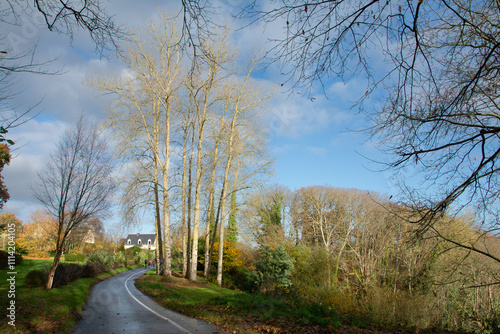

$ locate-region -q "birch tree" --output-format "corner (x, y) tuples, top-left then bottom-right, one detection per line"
(186, 30), (235, 281)
(89, 13), (184, 276)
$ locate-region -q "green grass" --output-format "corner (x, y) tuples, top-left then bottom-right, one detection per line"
(0, 258), (141, 333)
(136, 273), (343, 333)
(0, 258), (53, 289)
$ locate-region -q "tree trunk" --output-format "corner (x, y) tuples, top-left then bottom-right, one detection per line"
(204, 156), (218, 277)
(185, 137), (194, 279)
(216, 118), (239, 286)
(162, 169), (171, 276)
(216, 180), (228, 286)
(162, 102), (172, 276)
(190, 134), (204, 281)
(207, 181), (224, 278)
(154, 156), (164, 276)
(181, 126), (189, 278)
(46, 244), (63, 289)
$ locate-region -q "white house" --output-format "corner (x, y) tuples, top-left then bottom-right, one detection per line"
(122, 233), (156, 250)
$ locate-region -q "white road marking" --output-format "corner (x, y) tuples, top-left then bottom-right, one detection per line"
(124, 268), (191, 334)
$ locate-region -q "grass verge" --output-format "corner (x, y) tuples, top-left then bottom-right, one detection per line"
(0, 258), (141, 333)
(135, 273), (346, 333)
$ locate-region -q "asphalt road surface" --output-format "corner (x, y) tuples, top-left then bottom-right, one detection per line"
(72, 267), (223, 334)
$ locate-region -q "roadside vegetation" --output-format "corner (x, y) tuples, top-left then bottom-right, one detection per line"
(133, 185), (500, 334)
(137, 273), (348, 334)
(0, 249), (143, 333)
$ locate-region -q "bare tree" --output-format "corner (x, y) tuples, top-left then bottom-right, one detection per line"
(89, 13), (185, 276)
(185, 29), (236, 281)
(33, 116), (115, 289)
(182, 1), (500, 264)
(214, 58), (275, 286)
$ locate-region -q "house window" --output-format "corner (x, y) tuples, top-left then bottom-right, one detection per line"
(148, 239), (151, 245)
(138, 239), (142, 245)
(127, 239), (131, 245)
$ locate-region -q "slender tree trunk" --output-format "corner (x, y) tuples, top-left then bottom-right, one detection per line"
(186, 134), (194, 279)
(216, 179), (229, 286)
(181, 125), (189, 277)
(162, 170), (171, 276)
(190, 131), (204, 281)
(46, 250), (62, 289)
(46, 229), (66, 289)
(216, 117), (240, 286)
(204, 185), (214, 278)
(45, 217), (64, 290)
(154, 156), (164, 276)
(207, 181), (224, 278)
(204, 148), (219, 278)
(162, 100), (172, 276)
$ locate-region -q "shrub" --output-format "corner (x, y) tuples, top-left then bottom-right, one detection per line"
(134, 249), (150, 265)
(229, 265), (259, 292)
(25, 269), (47, 288)
(65, 253), (85, 262)
(26, 261), (109, 289)
(253, 245), (294, 294)
(64, 253), (77, 262)
(52, 263), (84, 287)
(210, 241), (244, 274)
(15, 243), (28, 255)
(87, 250), (115, 270)
(81, 262), (106, 278)
(113, 252), (126, 268)
(0, 250), (22, 269)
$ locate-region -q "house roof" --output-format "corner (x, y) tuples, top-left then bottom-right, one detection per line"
(123, 233), (156, 245)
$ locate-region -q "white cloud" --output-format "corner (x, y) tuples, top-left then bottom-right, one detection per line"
(267, 93), (347, 139)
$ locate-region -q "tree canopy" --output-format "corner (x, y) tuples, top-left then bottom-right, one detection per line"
(181, 0), (500, 242)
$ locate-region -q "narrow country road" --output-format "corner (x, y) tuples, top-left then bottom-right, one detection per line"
(72, 267), (223, 334)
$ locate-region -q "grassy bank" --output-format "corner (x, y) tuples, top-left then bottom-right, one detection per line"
(136, 273), (472, 334)
(0, 258), (140, 333)
(136, 273), (371, 334)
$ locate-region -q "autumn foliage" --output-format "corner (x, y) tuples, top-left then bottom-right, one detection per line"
(17, 210), (58, 257)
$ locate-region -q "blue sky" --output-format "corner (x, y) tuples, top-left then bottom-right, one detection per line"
(2, 1), (398, 234)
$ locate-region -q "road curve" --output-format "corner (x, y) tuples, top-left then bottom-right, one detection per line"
(72, 267), (223, 334)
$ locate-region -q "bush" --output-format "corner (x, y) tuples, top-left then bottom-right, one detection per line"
(0, 250), (22, 269)
(113, 252), (126, 268)
(65, 253), (85, 262)
(253, 245), (294, 294)
(134, 249), (150, 265)
(25, 269), (47, 288)
(52, 263), (84, 287)
(64, 253), (77, 262)
(87, 250), (115, 270)
(228, 265), (259, 292)
(26, 261), (109, 289)
(15, 243), (28, 255)
(81, 262), (106, 278)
